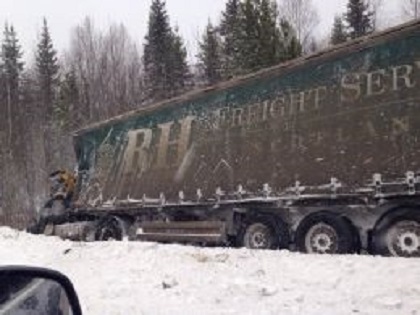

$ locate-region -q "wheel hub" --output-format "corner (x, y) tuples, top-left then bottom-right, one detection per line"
(97, 220), (120, 241)
(251, 231), (268, 248)
(387, 220), (420, 257)
(305, 223), (338, 254)
(100, 227), (115, 241)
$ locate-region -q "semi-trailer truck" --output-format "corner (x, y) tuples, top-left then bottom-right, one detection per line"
(32, 20), (420, 257)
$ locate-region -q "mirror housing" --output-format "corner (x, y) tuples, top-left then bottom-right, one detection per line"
(0, 266), (82, 315)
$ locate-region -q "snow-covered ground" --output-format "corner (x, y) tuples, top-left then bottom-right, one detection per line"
(1, 227), (419, 315)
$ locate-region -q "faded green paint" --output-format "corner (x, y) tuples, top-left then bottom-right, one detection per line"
(75, 23), (420, 205)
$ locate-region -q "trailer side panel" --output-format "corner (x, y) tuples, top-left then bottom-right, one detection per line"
(74, 23), (420, 205)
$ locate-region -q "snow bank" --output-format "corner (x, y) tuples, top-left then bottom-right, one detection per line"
(1, 227), (420, 315)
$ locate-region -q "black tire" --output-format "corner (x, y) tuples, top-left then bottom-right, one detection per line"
(295, 211), (359, 254)
(240, 215), (290, 250)
(94, 217), (125, 241)
(27, 220), (44, 235)
(371, 208), (420, 257)
(242, 222), (277, 249)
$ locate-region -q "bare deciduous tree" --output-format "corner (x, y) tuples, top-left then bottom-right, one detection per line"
(101, 24), (143, 115)
(402, 0), (420, 20)
(66, 18), (144, 123)
(368, 0), (384, 30)
(278, 0), (320, 53)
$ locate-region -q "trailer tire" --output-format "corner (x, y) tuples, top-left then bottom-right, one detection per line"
(295, 211), (359, 254)
(94, 216), (129, 241)
(371, 208), (420, 257)
(242, 222), (276, 249)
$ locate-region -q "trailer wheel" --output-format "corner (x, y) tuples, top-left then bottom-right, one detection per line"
(242, 222), (277, 249)
(295, 211), (359, 254)
(94, 217), (127, 241)
(372, 208), (420, 257)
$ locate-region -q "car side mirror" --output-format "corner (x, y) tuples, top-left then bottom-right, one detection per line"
(0, 266), (82, 315)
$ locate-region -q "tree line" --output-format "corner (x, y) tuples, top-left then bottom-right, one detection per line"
(0, 0), (415, 228)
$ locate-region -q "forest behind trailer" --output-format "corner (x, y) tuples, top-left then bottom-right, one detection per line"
(38, 20), (420, 257)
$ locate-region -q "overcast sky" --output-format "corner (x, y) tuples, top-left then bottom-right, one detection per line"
(0, 0), (403, 62)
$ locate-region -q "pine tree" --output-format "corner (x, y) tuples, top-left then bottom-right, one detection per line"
(219, 0), (242, 78)
(168, 27), (191, 95)
(143, 0), (189, 101)
(143, 0), (172, 100)
(197, 21), (223, 85)
(219, 0), (301, 77)
(0, 24), (30, 225)
(57, 69), (79, 130)
(35, 18), (62, 174)
(330, 16), (347, 45)
(1, 23), (24, 148)
(1, 24), (24, 105)
(279, 19), (302, 61)
(331, 16), (348, 45)
(257, 0), (283, 68)
(237, 0), (260, 74)
(35, 18), (59, 118)
(345, 0), (374, 39)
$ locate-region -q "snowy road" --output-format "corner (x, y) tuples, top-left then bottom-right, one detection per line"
(1, 227), (419, 315)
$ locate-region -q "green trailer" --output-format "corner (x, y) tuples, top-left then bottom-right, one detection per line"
(36, 21), (420, 257)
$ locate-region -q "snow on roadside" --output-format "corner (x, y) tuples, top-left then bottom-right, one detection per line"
(1, 227), (420, 315)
